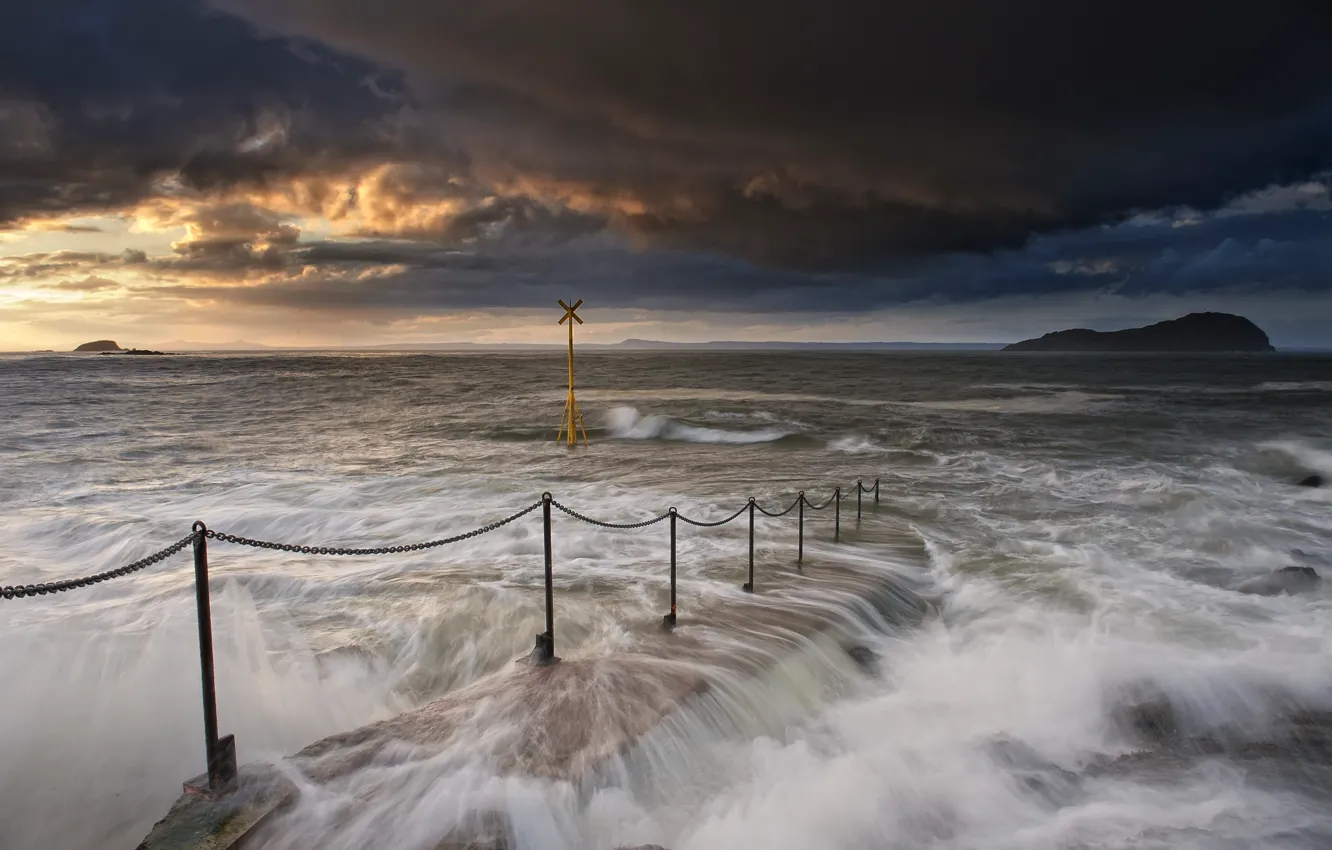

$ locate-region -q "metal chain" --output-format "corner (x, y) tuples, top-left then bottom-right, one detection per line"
(1, 532), (197, 600)
(676, 502), (750, 527)
(550, 500), (670, 529)
(755, 496), (802, 518)
(206, 500), (543, 555)
(3, 476), (883, 601)
(805, 490), (838, 511)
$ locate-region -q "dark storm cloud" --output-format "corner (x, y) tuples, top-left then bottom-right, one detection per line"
(115, 193), (1329, 316)
(348, 194), (608, 247)
(214, 0), (1332, 267)
(0, 248), (145, 279)
(8, 168), (1329, 315)
(158, 202), (302, 274)
(0, 0), (408, 225)
(5, 0), (1332, 312)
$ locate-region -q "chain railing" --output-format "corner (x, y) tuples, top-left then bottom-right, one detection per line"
(1, 476), (882, 797)
(0, 533), (197, 599)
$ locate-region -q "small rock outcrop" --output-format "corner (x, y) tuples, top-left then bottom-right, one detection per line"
(844, 645), (880, 675)
(89, 345), (167, 356)
(1298, 474), (1324, 488)
(1112, 685), (1180, 744)
(1003, 312), (1275, 353)
(74, 339), (121, 352)
(984, 737), (1082, 807)
(1235, 566), (1322, 597)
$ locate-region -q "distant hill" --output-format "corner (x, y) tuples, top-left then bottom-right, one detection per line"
(74, 340), (121, 352)
(612, 339), (1003, 351)
(359, 339), (1004, 352)
(1003, 313), (1275, 353)
(149, 340), (273, 351)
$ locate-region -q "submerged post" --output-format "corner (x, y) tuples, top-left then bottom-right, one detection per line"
(187, 522), (237, 797)
(797, 491), (805, 565)
(533, 493), (557, 665)
(663, 507), (678, 629)
(743, 498), (755, 592)
(857, 479), (862, 522)
(835, 487), (841, 540)
(874, 477), (880, 505)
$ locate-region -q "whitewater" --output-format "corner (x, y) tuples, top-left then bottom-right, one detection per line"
(1, 351), (1331, 850)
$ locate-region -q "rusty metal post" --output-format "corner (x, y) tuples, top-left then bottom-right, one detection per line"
(743, 498), (755, 592)
(797, 491), (805, 565)
(857, 479), (862, 522)
(875, 477), (880, 504)
(835, 487), (841, 541)
(187, 523), (236, 796)
(533, 493), (557, 664)
(663, 507), (678, 629)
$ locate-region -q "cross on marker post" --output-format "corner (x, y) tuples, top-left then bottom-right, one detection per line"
(556, 299), (588, 446)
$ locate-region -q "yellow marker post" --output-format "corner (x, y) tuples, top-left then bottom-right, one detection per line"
(556, 298), (588, 446)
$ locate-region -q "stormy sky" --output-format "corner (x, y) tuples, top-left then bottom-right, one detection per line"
(2, 0), (1331, 349)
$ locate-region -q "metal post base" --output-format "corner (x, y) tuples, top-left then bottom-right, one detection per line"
(183, 733), (238, 799)
(530, 632), (558, 666)
(741, 582), (753, 593)
(661, 611), (676, 630)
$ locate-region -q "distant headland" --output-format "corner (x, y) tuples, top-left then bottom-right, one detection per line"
(1003, 313), (1275, 353)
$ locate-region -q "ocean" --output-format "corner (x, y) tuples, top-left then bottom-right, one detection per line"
(2, 351), (1331, 850)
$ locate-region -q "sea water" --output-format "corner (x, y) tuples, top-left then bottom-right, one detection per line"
(1, 352), (1330, 850)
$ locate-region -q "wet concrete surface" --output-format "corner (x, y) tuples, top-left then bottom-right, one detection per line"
(138, 524), (934, 849)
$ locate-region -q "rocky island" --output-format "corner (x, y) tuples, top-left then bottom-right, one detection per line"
(73, 339), (121, 352)
(74, 340), (167, 355)
(1003, 312), (1275, 353)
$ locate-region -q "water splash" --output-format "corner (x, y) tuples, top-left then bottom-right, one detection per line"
(604, 406), (793, 444)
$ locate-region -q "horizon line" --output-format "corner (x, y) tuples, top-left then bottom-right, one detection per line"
(8, 341), (1332, 354)
(10, 339), (1011, 353)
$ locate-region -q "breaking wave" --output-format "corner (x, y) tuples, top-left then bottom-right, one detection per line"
(896, 391), (1121, 415)
(604, 406), (795, 444)
(1256, 381), (1332, 392)
(1248, 439), (1332, 483)
(827, 435), (885, 454)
